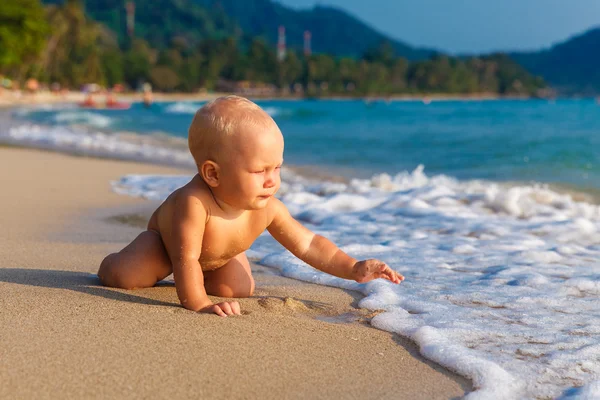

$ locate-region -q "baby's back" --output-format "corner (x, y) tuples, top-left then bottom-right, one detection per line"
(148, 175), (269, 271)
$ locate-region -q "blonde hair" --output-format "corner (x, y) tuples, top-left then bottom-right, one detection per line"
(188, 95), (274, 167)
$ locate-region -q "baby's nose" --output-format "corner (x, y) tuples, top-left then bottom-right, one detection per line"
(264, 171), (277, 188)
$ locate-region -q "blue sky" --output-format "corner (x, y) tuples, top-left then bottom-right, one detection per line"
(277, 0), (600, 54)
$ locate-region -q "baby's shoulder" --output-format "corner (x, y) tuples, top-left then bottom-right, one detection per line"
(160, 176), (211, 218)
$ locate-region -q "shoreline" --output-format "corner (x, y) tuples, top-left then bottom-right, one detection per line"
(2, 108), (599, 208)
(0, 88), (541, 109)
(0, 146), (471, 398)
(3, 96), (599, 206)
(1, 138), (598, 208)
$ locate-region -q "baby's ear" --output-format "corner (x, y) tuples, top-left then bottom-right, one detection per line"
(201, 161), (220, 187)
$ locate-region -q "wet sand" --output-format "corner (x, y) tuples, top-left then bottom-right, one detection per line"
(0, 147), (471, 399)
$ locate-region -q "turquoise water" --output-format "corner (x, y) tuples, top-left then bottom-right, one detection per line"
(16, 98), (600, 189)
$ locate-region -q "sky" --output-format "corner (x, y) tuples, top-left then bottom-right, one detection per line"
(277, 0), (600, 54)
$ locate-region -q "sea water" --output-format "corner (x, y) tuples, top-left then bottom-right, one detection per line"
(4, 99), (600, 399)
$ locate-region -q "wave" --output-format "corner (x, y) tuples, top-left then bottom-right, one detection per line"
(12, 103), (76, 117)
(112, 165), (600, 399)
(163, 102), (205, 114)
(0, 123), (194, 168)
(263, 106), (325, 119)
(164, 103), (284, 117)
(262, 106), (282, 117)
(162, 102), (318, 120)
(52, 110), (114, 128)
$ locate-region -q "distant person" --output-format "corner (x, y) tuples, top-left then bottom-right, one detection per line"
(50, 82), (61, 95)
(82, 92), (96, 107)
(98, 96), (404, 316)
(25, 78), (39, 94)
(142, 82), (153, 109)
(105, 91), (116, 107)
(142, 90), (153, 108)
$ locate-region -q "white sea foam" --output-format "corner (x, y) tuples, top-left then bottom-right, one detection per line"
(12, 103), (74, 117)
(262, 106), (280, 116)
(163, 103), (282, 116)
(112, 166), (600, 399)
(53, 110), (113, 128)
(0, 123), (194, 168)
(164, 102), (204, 114)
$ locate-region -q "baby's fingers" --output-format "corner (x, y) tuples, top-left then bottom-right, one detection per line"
(229, 301), (241, 315)
(381, 266), (404, 284)
(219, 302), (235, 316)
(387, 268), (404, 283)
(212, 305), (228, 317)
(392, 271), (405, 283)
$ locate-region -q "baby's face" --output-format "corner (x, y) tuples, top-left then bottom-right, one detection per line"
(217, 123), (284, 210)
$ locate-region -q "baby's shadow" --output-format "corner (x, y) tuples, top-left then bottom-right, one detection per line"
(0, 268), (177, 308)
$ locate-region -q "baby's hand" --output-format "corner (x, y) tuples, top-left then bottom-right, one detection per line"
(199, 301), (242, 317)
(352, 259), (404, 284)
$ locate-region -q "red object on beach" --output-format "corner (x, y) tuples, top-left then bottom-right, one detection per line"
(78, 102), (131, 110)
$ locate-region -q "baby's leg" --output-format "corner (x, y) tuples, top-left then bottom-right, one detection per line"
(203, 252), (255, 298)
(98, 231), (172, 289)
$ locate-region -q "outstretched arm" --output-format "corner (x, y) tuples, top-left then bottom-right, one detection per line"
(266, 199), (404, 284)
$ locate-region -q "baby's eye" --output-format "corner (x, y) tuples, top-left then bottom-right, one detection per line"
(253, 170), (265, 174)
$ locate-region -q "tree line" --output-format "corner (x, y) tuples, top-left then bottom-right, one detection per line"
(0, 0), (547, 96)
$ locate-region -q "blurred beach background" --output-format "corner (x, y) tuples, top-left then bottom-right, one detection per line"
(2, 1), (600, 399)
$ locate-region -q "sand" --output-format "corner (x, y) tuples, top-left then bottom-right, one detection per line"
(0, 87), (526, 110)
(0, 147), (471, 399)
(0, 89), (229, 108)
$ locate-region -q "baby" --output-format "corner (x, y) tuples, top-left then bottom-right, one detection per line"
(98, 96), (404, 316)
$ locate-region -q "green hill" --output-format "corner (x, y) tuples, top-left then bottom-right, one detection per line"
(511, 27), (600, 95)
(42, 0), (237, 48)
(42, 0), (436, 60)
(28, 0), (545, 95)
(195, 0), (436, 59)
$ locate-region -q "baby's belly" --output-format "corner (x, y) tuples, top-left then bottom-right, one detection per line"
(199, 253), (244, 272)
(200, 260), (227, 271)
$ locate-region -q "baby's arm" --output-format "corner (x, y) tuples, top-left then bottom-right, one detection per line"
(169, 193), (240, 316)
(266, 199), (404, 284)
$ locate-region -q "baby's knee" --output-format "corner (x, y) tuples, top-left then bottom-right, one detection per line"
(215, 278), (255, 298)
(237, 276), (255, 298)
(229, 287), (254, 298)
(247, 276), (255, 297)
(234, 274), (255, 298)
(97, 253), (116, 283)
(234, 282), (254, 298)
(97, 253), (132, 289)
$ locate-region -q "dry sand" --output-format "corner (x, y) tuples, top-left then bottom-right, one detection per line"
(0, 89), (227, 108)
(0, 147), (471, 399)
(0, 88), (521, 110)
